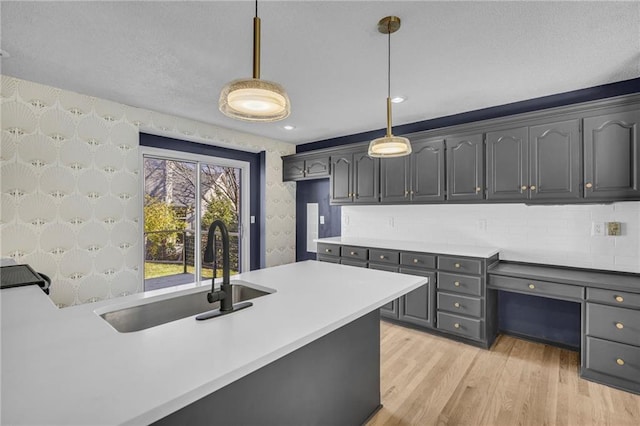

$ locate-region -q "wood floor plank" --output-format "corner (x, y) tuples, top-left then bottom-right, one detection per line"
(367, 322), (640, 426)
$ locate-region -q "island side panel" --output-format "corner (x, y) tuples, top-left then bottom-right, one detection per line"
(154, 310), (381, 426)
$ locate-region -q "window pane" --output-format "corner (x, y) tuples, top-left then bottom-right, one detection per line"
(200, 164), (241, 279)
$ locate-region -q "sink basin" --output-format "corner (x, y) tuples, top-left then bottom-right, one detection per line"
(100, 282), (272, 333)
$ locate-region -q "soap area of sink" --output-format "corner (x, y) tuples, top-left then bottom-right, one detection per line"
(98, 280), (273, 333)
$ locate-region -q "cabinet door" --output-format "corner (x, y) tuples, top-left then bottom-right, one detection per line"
(486, 127), (529, 200)
(446, 134), (484, 201)
(330, 154), (353, 204)
(398, 269), (435, 328)
(529, 120), (581, 200)
(282, 158), (304, 181)
(380, 156), (410, 203)
(353, 151), (379, 203)
(305, 156), (330, 178)
(584, 110), (640, 200)
(369, 263), (399, 319)
(411, 139), (445, 202)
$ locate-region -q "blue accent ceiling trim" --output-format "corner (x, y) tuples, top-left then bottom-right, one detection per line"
(297, 77), (640, 153)
(296, 179), (341, 261)
(139, 133), (263, 271)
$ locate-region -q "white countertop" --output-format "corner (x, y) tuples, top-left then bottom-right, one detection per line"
(315, 236), (500, 258)
(1, 261), (426, 425)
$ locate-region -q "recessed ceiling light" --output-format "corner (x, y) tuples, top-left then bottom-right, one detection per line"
(391, 96), (406, 104)
(283, 125), (295, 130)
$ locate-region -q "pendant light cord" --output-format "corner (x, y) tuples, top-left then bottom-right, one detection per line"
(387, 22), (391, 99)
(255, 0), (258, 18)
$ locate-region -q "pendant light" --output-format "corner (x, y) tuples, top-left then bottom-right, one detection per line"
(368, 16), (411, 158)
(219, 0), (290, 122)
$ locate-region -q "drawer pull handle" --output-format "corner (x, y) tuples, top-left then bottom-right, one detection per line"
(454, 323), (460, 329)
(454, 263), (461, 268)
(454, 302), (460, 308)
(615, 322), (624, 330)
(350, 251), (356, 256)
(380, 255), (385, 260)
(528, 284), (535, 289)
(616, 358), (625, 366)
(413, 259), (419, 263)
(454, 281), (460, 287)
(615, 295), (624, 303)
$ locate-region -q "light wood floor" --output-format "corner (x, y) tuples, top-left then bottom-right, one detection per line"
(368, 321), (640, 426)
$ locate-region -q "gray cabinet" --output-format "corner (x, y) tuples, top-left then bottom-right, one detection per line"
(584, 110), (640, 200)
(529, 119), (581, 200)
(330, 151), (378, 204)
(486, 127), (529, 200)
(380, 138), (445, 203)
(369, 263), (400, 319)
(398, 268), (435, 328)
(282, 154), (329, 181)
(446, 134), (484, 201)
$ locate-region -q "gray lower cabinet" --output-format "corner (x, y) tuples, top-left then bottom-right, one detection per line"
(584, 110), (640, 200)
(446, 134), (484, 201)
(486, 127), (529, 201)
(398, 268), (435, 328)
(369, 263), (400, 319)
(529, 119), (581, 200)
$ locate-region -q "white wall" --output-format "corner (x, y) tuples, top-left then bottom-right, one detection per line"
(0, 76), (296, 307)
(342, 202), (640, 273)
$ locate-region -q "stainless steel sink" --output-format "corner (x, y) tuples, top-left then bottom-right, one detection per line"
(100, 282), (272, 333)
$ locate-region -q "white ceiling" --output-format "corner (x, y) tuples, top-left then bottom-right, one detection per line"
(2, 1), (639, 145)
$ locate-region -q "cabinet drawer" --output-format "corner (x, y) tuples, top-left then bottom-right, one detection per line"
(438, 272), (482, 296)
(369, 263), (399, 273)
(585, 337), (640, 384)
(369, 249), (399, 265)
(317, 243), (339, 257)
(438, 293), (482, 318)
(586, 303), (640, 346)
(340, 259), (367, 268)
(438, 256), (482, 275)
(341, 245), (368, 261)
(587, 288), (640, 310)
(489, 275), (584, 301)
(400, 252), (436, 269)
(437, 312), (483, 340)
(317, 255), (339, 264)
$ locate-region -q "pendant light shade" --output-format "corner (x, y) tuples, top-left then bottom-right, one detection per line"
(368, 16), (411, 158)
(219, 1), (290, 122)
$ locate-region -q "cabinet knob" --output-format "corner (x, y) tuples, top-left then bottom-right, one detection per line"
(404, 191), (409, 197)
(475, 186), (482, 192)
(615, 295), (624, 303)
(530, 185), (537, 190)
(616, 358), (625, 366)
(586, 182), (593, 189)
(454, 281), (460, 287)
(325, 249), (331, 253)
(454, 302), (460, 308)
(350, 251), (356, 256)
(413, 259), (419, 263)
(528, 284), (535, 289)
(521, 185), (528, 191)
(410, 190), (415, 195)
(454, 323), (460, 329)
(454, 263), (461, 268)
(380, 255), (385, 260)
(616, 322), (624, 330)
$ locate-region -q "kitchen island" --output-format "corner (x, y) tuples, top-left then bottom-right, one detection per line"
(1, 260), (427, 425)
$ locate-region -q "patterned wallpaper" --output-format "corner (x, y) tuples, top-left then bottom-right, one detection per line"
(0, 75), (296, 307)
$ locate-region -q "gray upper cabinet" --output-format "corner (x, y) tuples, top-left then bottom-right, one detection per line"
(412, 138), (446, 202)
(584, 110), (640, 200)
(446, 134), (484, 201)
(282, 154), (329, 181)
(486, 127), (529, 201)
(529, 119), (581, 200)
(353, 151), (379, 203)
(380, 156), (409, 203)
(331, 150), (378, 204)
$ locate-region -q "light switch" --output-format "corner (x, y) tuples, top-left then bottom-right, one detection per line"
(319, 216), (325, 225)
(250, 216), (255, 224)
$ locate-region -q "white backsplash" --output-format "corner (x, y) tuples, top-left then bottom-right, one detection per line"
(342, 202), (640, 273)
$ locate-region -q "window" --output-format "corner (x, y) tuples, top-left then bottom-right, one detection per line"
(141, 147), (250, 291)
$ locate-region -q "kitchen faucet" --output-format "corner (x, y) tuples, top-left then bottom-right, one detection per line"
(196, 219), (252, 320)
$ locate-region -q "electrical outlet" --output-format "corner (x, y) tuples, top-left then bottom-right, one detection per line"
(591, 222), (605, 236)
(250, 216), (255, 224)
(319, 216), (325, 225)
(606, 222), (621, 236)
